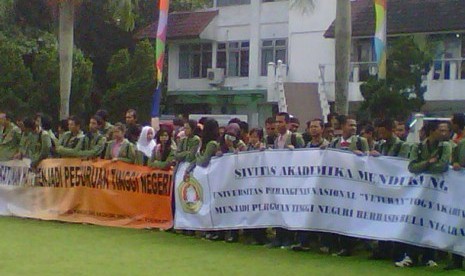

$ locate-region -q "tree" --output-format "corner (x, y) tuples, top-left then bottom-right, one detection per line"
(104, 40), (155, 124)
(0, 41), (34, 116)
(46, 0), (140, 120)
(334, 0), (351, 115)
(358, 36), (433, 120)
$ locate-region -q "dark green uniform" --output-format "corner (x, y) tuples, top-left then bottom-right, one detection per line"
(0, 122), (22, 161)
(56, 131), (85, 158)
(77, 132), (107, 158)
(19, 131), (52, 166)
(408, 139), (452, 174)
(148, 144), (177, 169)
(453, 139), (465, 167)
(174, 135), (201, 163)
(104, 139), (136, 164)
(329, 135), (370, 152)
(375, 135), (410, 158)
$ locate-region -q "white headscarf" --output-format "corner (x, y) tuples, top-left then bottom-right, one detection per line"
(137, 126), (156, 158)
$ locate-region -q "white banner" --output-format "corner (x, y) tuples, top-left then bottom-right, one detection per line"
(175, 149), (465, 256)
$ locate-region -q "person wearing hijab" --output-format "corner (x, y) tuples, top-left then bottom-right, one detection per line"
(148, 127), (176, 170)
(135, 126), (156, 166)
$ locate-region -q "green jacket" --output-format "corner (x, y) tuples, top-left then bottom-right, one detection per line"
(148, 144), (177, 169)
(374, 135), (410, 158)
(329, 135), (370, 152)
(408, 139), (452, 174)
(77, 132), (107, 158)
(174, 135), (201, 162)
(273, 130), (305, 149)
(0, 122), (22, 161)
(19, 131), (52, 166)
(196, 141), (220, 167)
(56, 131), (85, 157)
(104, 139), (136, 164)
(453, 138), (465, 167)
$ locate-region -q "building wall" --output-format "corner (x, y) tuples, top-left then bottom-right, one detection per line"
(168, 0), (337, 93)
(287, 0), (336, 83)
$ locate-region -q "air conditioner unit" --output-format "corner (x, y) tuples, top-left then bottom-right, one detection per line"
(207, 68), (225, 85)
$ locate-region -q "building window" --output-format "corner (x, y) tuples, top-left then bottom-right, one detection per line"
(261, 39), (287, 76)
(178, 43), (212, 79)
(217, 41), (249, 77)
(217, 0), (251, 7)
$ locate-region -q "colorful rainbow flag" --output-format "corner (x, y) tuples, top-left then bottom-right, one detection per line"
(374, 0), (387, 79)
(151, 0), (169, 118)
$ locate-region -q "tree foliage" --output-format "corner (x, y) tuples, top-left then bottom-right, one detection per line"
(0, 34), (93, 122)
(359, 36), (434, 120)
(104, 39), (155, 124)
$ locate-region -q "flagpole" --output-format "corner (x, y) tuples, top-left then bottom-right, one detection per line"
(151, 0), (170, 131)
(374, 0), (387, 79)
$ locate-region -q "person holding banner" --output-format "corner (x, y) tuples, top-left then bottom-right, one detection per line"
(217, 122), (247, 243)
(76, 116), (107, 159)
(446, 131), (465, 270)
(395, 120), (452, 268)
(329, 115), (369, 155)
(0, 112), (22, 161)
(267, 112), (304, 249)
(104, 123), (136, 164)
(408, 120), (452, 175)
(148, 127), (176, 170)
(306, 118), (329, 149)
(184, 118), (220, 241)
(370, 118), (408, 260)
(55, 116), (86, 158)
(174, 120), (200, 163)
(14, 117), (51, 167)
(247, 128), (265, 151)
(373, 119), (410, 158)
(273, 112), (305, 150)
(136, 126), (156, 165)
(324, 115), (368, 257)
(264, 117), (278, 149)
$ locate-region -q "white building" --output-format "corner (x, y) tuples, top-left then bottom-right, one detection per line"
(136, 0), (465, 127)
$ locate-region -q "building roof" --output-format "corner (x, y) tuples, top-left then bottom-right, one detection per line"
(324, 0), (465, 38)
(135, 10), (218, 40)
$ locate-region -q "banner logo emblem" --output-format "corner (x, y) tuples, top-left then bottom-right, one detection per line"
(178, 176), (203, 214)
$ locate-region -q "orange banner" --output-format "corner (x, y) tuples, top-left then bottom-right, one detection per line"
(0, 159), (173, 229)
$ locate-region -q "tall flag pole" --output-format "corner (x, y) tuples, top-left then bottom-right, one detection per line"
(151, 0), (169, 130)
(374, 0), (387, 79)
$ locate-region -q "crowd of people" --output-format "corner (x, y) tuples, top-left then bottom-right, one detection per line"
(0, 108), (464, 270)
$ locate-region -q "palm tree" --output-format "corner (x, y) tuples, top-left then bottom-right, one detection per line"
(334, 0), (351, 115)
(53, 0), (139, 120)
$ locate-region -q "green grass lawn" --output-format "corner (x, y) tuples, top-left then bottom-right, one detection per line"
(0, 217), (461, 276)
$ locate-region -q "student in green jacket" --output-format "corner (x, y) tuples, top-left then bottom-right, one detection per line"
(104, 123), (136, 164)
(373, 118), (410, 158)
(0, 112), (22, 161)
(329, 115), (369, 155)
(14, 118), (51, 167)
(76, 116), (107, 159)
(185, 118), (220, 241)
(408, 120), (452, 174)
(445, 129), (465, 270)
(396, 120), (452, 268)
(174, 119), (201, 163)
(96, 109), (113, 140)
(55, 116), (85, 158)
(148, 127), (176, 170)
